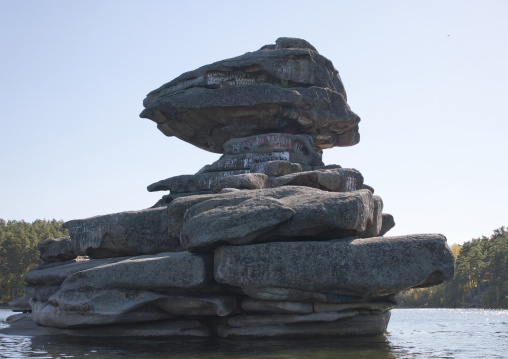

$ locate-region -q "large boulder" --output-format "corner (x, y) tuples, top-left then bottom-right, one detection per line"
(214, 234), (455, 300)
(140, 38), (360, 153)
(167, 187), (376, 252)
(63, 207), (183, 258)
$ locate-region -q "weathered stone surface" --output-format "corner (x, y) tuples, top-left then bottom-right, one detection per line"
(220, 311), (359, 327)
(38, 237), (77, 262)
(251, 160), (302, 177)
(31, 292), (175, 328)
(224, 133), (317, 155)
(24, 285), (61, 301)
(24, 257), (125, 287)
(215, 311), (390, 338)
(211, 173), (271, 193)
(181, 197), (295, 251)
(241, 299), (313, 314)
(168, 187), (375, 252)
(380, 213), (396, 236)
(152, 190), (214, 208)
(8, 295), (31, 312)
(359, 196), (383, 238)
(214, 234), (455, 299)
(198, 134), (323, 173)
(63, 207), (182, 258)
(60, 252), (213, 291)
(31, 289), (238, 328)
(140, 38), (360, 153)
(274, 168), (363, 192)
(27, 252), (233, 328)
(313, 301), (396, 313)
(0, 313), (211, 337)
(148, 170), (249, 193)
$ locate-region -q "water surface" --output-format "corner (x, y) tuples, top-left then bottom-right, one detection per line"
(1, 309), (507, 358)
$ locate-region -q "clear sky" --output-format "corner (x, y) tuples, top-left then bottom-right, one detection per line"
(1, 0), (506, 245)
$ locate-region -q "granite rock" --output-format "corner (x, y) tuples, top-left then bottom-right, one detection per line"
(274, 168), (363, 192)
(38, 237), (77, 262)
(140, 38), (360, 153)
(380, 213), (396, 236)
(148, 170), (249, 193)
(63, 207), (182, 258)
(214, 234), (455, 299)
(215, 311), (390, 338)
(8, 295), (31, 312)
(168, 187), (375, 251)
(250, 160), (302, 177)
(210, 173), (271, 193)
(241, 299), (313, 314)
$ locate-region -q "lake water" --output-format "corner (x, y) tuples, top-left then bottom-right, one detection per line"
(1, 309), (507, 358)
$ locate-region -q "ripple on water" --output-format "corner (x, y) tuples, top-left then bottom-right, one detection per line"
(1, 309), (508, 359)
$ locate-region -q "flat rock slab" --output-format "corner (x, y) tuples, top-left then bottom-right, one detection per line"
(241, 298), (313, 314)
(240, 298), (395, 314)
(59, 251), (213, 291)
(148, 170), (249, 193)
(167, 187), (376, 252)
(214, 234), (455, 299)
(140, 37), (360, 153)
(274, 168), (363, 192)
(0, 313), (211, 337)
(63, 207), (182, 258)
(31, 289), (238, 328)
(215, 311), (390, 338)
(211, 173), (271, 192)
(24, 257), (127, 286)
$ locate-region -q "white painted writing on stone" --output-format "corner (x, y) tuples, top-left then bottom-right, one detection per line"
(68, 223), (105, 248)
(232, 134), (293, 153)
(206, 71), (266, 88)
(217, 152), (291, 170)
(345, 176), (357, 191)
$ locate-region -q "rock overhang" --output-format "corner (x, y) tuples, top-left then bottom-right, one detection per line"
(140, 37), (360, 153)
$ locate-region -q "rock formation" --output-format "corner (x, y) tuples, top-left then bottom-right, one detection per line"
(8, 38), (455, 338)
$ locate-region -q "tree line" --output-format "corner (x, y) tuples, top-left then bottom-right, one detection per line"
(398, 226), (508, 308)
(0, 219), (68, 304)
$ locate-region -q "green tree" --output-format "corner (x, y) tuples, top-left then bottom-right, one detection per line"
(398, 226), (508, 308)
(0, 219), (68, 304)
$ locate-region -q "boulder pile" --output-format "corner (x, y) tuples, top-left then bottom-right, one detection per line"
(14, 38), (455, 338)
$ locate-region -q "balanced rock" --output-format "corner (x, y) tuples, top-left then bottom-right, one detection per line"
(140, 38), (360, 153)
(9, 37), (455, 339)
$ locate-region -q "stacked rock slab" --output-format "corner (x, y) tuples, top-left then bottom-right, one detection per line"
(13, 38), (455, 338)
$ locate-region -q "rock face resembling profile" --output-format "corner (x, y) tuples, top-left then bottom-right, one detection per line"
(4, 37), (455, 339)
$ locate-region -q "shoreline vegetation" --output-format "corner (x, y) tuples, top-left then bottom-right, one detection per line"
(397, 226), (508, 309)
(0, 219), (506, 309)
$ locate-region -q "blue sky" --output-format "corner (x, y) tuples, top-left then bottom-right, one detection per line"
(1, 0), (506, 245)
